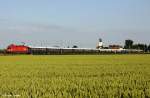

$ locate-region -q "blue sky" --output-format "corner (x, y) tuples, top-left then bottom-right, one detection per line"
(0, 0), (150, 48)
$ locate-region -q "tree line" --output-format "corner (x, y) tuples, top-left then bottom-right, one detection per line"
(124, 40), (150, 52)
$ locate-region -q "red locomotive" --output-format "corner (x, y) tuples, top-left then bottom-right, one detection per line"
(6, 44), (30, 54)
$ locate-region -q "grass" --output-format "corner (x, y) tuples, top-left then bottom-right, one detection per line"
(0, 55), (150, 98)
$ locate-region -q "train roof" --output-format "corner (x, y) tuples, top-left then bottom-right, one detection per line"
(29, 46), (99, 50)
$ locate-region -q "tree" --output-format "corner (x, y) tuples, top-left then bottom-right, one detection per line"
(144, 44), (148, 52)
(148, 44), (150, 52)
(132, 44), (139, 49)
(132, 43), (148, 52)
(124, 39), (133, 49)
(138, 44), (147, 52)
(72, 45), (78, 48)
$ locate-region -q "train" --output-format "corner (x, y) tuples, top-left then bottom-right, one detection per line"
(4, 44), (143, 55)
(0, 39), (143, 55)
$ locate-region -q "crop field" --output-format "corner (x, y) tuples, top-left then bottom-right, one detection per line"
(0, 55), (150, 98)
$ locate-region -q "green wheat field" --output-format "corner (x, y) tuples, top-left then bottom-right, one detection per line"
(0, 55), (150, 98)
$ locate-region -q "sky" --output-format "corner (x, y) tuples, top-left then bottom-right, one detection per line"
(0, 0), (150, 48)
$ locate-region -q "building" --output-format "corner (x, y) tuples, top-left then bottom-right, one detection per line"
(109, 45), (123, 49)
(96, 38), (103, 49)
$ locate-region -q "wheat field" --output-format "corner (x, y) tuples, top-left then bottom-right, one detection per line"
(0, 55), (150, 98)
